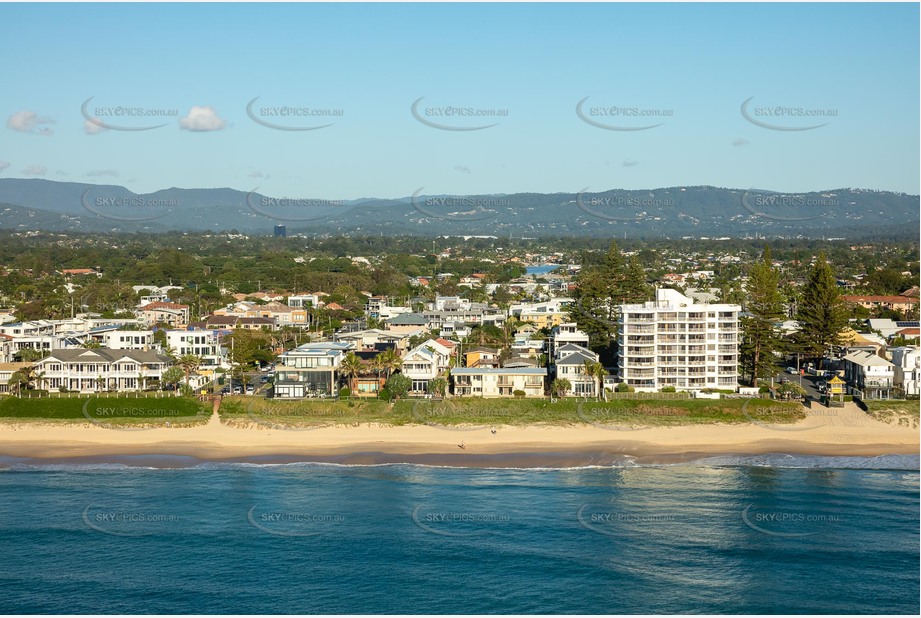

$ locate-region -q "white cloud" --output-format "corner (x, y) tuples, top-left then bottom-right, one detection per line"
(248, 170), (264, 178)
(179, 106), (227, 132)
(622, 159), (639, 167)
(0, 161), (10, 173)
(84, 119), (108, 135)
(732, 138), (750, 147)
(454, 165), (472, 174)
(7, 110), (55, 135)
(22, 164), (48, 176)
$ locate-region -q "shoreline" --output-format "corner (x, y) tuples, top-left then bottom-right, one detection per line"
(1, 403), (917, 468)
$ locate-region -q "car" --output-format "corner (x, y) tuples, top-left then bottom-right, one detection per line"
(232, 387), (242, 395)
(785, 367), (798, 374)
(220, 387), (230, 395)
(246, 385), (255, 394)
(260, 376), (268, 383)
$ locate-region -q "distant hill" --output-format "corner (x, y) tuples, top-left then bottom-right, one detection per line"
(0, 178), (916, 239)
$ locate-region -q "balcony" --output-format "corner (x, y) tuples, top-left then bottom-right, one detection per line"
(627, 337), (655, 346)
(626, 370), (655, 378)
(625, 314), (655, 322)
(627, 326), (655, 335)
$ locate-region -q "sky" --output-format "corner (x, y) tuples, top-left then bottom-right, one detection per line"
(1, 1), (918, 200)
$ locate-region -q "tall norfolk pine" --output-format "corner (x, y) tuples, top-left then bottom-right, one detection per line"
(795, 252), (848, 366)
(740, 246), (785, 386)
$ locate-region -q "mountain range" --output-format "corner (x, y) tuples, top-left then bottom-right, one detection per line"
(0, 178), (916, 239)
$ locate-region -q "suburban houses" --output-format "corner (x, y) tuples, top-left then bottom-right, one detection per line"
(0, 247), (917, 407)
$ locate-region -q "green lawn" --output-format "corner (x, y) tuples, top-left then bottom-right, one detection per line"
(0, 396), (211, 426)
(221, 396), (804, 428)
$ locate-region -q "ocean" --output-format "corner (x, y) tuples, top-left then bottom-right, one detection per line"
(0, 454), (918, 614)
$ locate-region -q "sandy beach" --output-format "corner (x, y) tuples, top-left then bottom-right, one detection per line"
(1, 402), (917, 467)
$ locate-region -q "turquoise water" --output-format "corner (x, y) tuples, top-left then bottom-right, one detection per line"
(0, 455), (918, 614)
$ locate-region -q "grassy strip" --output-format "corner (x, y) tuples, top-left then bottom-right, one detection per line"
(221, 396), (803, 428)
(0, 396), (211, 426)
(862, 399), (919, 428)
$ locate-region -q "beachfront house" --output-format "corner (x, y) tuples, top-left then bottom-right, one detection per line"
(32, 348), (172, 392)
(553, 344), (601, 397)
(400, 339), (453, 395)
(273, 342), (353, 399)
(842, 349), (897, 400)
(889, 346), (920, 398)
(451, 367), (546, 398)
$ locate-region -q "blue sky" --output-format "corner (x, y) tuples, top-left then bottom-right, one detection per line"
(1, 2), (918, 199)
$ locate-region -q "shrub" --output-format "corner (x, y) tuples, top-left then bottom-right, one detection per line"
(616, 382), (634, 393)
(758, 385), (771, 393)
(338, 387), (351, 399)
(661, 386), (676, 393)
(513, 389), (526, 399)
(378, 388), (392, 401)
(385, 374), (412, 400)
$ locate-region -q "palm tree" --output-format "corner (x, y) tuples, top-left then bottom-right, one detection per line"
(550, 378), (571, 399)
(7, 370), (29, 398)
(177, 354), (202, 390)
(582, 360), (605, 400)
(33, 370), (47, 393)
(592, 361), (606, 400)
(379, 348), (401, 380)
(339, 352), (363, 397)
(370, 355), (385, 386)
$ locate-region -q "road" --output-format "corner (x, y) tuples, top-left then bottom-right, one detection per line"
(770, 369), (825, 400)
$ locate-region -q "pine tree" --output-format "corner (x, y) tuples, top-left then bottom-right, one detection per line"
(600, 240), (625, 304)
(740, 246), (785, 386)
(621, 255), (650, 304)
(795, 252), (848, 367)
(569, 266), (614, 345)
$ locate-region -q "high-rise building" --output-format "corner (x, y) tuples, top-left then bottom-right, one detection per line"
(618, 288), (739, 391)
(274, 225), (287, 238)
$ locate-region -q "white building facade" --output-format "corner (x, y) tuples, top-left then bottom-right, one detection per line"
(618, 288), (740, 392)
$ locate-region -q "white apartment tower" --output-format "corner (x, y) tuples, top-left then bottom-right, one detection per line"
(618, 288), (740, 392)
